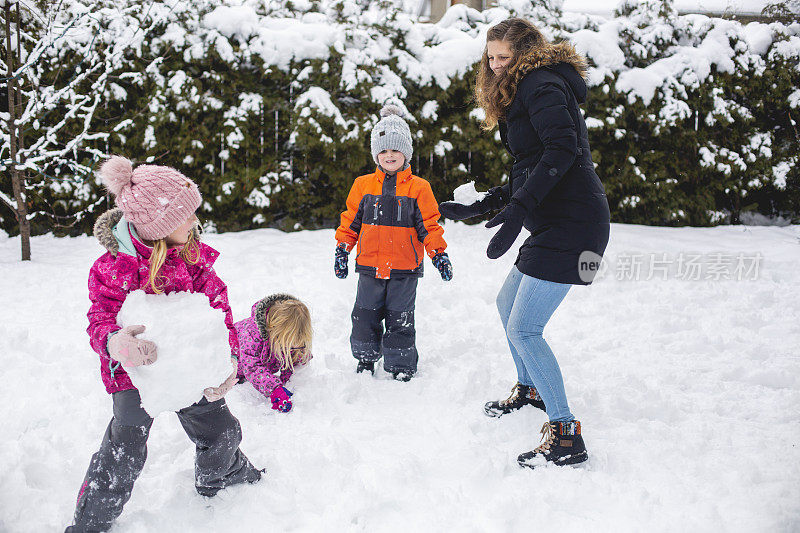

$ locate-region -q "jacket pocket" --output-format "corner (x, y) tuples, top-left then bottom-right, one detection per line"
(591, 192), (611, 223)
(356, 227), (366, 261)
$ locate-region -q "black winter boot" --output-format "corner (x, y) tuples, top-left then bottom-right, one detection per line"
(356, 361), (375, 374)
(517, 420), (588, 469)
(484, 382), (546, 417)
(392, 370), (414, 382)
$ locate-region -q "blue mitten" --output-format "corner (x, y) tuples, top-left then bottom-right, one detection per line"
(432, 252), (453, 281)
(334, 243), (349, 279)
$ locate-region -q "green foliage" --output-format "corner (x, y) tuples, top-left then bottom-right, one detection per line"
(2, 0), (798, 238)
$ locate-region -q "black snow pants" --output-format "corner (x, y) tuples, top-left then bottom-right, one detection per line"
(350, 273), (419, 373)
(67, 389), (261, 532)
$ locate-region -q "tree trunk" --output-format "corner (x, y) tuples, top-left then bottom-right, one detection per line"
(5, 2), (31, 260)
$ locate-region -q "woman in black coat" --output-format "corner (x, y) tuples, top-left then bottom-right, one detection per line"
(440, 18), (610, 469)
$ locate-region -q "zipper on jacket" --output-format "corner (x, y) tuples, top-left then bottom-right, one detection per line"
(409, 235), (419, 264)
(373, 200), (379, 222)
(109, 359), (120, 381)
(397, 199), (402, 222)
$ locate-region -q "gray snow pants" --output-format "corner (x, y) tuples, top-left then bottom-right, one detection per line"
(67, 389), (260, 533)
(350, 274), (419, 373)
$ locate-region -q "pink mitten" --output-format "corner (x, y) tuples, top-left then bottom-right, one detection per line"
(108, 325), (158, 367)
(204, 358), (239, 402)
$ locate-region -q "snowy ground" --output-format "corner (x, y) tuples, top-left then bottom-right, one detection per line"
(1, 221), (799, 532)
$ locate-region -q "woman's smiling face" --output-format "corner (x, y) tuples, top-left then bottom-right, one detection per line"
(487, 40), (514, 76)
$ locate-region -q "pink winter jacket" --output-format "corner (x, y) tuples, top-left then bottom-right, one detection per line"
(234, 294), (311, 399)
(87, 209), (239, 394)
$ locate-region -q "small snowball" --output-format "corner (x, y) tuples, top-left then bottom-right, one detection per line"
(453, 181), (487, 205)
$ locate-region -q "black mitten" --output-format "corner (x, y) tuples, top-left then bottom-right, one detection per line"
(439, 201), (487, 221)
(485, 200), (527, 259)
(483, 186), (508, 211)
(439, 186), (508, 220)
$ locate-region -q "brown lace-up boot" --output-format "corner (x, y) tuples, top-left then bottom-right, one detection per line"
(484, 382), (546, 417)
(517, 420), (588, 468)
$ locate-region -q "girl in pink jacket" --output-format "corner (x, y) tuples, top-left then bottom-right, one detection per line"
(234, 294), (313, 413)
(67, 157), (261, 533)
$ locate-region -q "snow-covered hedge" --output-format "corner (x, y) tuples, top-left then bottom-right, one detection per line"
(1, 0), (798, 235)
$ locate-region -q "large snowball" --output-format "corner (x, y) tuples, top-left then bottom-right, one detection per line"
(452, 181), (487, 205)
(117, 290), (234, 416)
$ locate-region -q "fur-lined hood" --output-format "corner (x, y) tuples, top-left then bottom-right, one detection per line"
(514, 41), (588, 104)
(93, 208), (202, 256)
(251, 293), (298, 340)
(94, 209), (127, 256)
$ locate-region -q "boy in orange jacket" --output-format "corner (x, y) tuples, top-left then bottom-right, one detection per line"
(334, 104), (453, 381)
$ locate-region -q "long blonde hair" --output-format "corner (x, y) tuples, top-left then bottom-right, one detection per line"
(475, 18), (586, 130)
(267, 299), (313, 371)
(146, 231), (201, 294)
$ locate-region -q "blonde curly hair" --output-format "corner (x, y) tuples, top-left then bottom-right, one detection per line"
(475, 18), (587, 131)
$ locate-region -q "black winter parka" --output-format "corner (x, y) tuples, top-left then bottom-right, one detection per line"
(499, 52), (610, 285)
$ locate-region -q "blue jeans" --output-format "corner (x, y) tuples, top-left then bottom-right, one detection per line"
(496, 266), (574, 422)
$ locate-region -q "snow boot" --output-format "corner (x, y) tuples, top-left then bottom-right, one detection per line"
(356, 361), (375, 374)
(517, 420), (588, 469)
(484, 382), (546, 417)
(392, 370), (414, 382)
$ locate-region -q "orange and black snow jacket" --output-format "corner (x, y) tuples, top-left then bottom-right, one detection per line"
(336, 166), (447, 279)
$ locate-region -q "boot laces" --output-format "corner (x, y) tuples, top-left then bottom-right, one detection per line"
(500, 383), (522, 407)
(534, 422), (556, 454)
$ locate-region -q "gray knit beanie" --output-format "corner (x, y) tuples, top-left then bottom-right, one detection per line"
(370, 105), (413, 166)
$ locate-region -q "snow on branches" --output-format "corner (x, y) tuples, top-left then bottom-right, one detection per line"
(1, 0), (798, 237)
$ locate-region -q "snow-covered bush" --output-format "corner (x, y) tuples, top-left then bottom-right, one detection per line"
(577, 0), (800, 224)
(1, 0), (798, 235)
(0, 0), (177, 235)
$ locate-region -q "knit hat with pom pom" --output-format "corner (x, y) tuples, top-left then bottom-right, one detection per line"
(98, 156), (202, 241)
(370, 104), (413, 166)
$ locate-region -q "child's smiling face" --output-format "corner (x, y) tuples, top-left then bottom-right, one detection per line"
(378, 150), (405, 173)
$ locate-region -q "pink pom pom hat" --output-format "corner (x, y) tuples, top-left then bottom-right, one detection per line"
(98, 156), (202, 241)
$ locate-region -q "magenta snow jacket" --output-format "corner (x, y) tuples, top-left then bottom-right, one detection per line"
(234, 294), (310, 399)
(87, 209), (239, 394)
